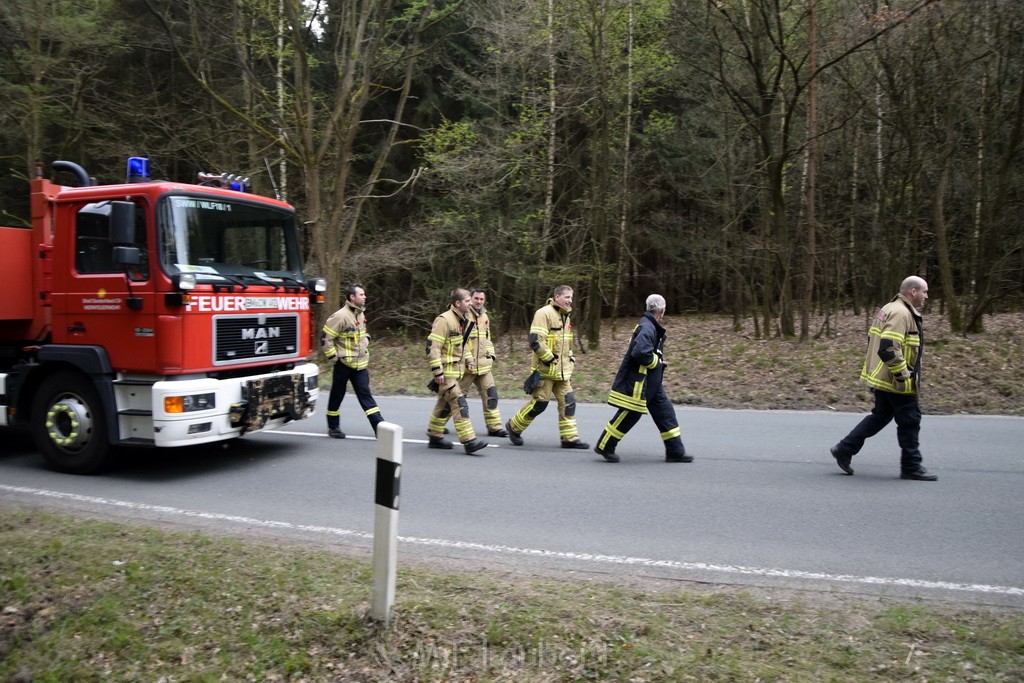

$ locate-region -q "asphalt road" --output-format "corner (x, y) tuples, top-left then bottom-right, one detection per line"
(2, 394), (1022, 607)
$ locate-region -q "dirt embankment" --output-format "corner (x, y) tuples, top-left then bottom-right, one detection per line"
(370, 311), (1024, 416)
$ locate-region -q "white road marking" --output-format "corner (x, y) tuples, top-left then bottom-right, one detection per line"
(269, 429), (500, 447)
(2, 484), (1021, 597)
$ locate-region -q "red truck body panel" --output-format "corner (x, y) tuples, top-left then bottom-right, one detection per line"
(0, 227), (34, 321)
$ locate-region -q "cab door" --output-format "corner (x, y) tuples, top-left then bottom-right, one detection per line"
(52, 199), (158, 373)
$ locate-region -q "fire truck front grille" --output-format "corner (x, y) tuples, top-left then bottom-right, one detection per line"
(213, 314), (300, 365)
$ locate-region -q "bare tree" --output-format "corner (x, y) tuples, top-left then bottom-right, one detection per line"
(677, 0), (938, 337)
(142, 0), (437, 309)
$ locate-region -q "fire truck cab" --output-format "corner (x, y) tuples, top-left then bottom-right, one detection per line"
(0, 159), (324, 473)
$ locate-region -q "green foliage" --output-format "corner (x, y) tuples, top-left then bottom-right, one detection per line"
(422, 120), (480, 164)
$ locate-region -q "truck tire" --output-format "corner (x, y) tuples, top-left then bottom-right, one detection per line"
(31, 371), (112, 474)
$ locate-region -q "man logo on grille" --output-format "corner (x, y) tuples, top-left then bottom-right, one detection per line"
(242, 326), (281, 340)
(255, 340), (270, 354)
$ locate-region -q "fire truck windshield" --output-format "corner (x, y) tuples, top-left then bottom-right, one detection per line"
(159, 194), (303, 282)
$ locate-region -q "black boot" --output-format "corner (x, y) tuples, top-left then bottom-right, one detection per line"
(830, 445), (853, 475)
(463, 439), (488, 455)
(428, 436), (453, 450)
(666, 450), (693, 463)
(505, 420), (524, 446)
(900, 467), (937, 481)
(666, 436), (692, 462)
(594, 444), (619, 463)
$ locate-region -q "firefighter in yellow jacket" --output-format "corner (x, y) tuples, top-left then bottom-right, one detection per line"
(460, 289), (509, 437)
(830, 276), (937, 480)
(320, 283), (384, 438)
(505, 285), (589, 449)
(426, 288), (488, 455)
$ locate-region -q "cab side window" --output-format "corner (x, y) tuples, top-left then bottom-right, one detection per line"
(75, 202), (149, 280)
(75, 209), (115, 274)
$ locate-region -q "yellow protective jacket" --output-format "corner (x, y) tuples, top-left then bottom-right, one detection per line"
(529, 299), (575, 381)
(860, 293), (922, 395)
(427, 306), (469, 379)
(320, 302), (369, 369)
(464, 306), (496, 375)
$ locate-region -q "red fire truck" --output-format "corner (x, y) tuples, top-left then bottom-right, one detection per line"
(0, 158), (325, 473)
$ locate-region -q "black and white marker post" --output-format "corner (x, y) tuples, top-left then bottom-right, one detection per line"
(371, 422), (402, 624)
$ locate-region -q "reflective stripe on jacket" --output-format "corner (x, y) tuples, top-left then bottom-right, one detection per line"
(427, 306), (468, 379)
(529, 299), (575, 381)
(321, 303), (369, 369)
(607, 312), (664, 413)
(860, 293), (922, 395)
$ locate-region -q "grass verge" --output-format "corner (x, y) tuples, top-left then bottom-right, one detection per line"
(3, 509), (1022, 681)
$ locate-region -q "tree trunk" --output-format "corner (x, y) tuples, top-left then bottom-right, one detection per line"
(800, 0), (818, 341)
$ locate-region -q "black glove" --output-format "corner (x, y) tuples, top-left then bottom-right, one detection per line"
(426, 378), (440, 393)
(522, 370), (541, 394)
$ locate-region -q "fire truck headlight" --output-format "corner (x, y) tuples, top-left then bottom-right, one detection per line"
(165, 393), (216, 414)
(175, 273), (197, 291)
(307, 277), (327, 293)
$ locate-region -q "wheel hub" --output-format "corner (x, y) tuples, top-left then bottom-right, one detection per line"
(45, 397), (93, 452)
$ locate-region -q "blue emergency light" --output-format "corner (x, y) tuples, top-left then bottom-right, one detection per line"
(127, 157), (150, 183)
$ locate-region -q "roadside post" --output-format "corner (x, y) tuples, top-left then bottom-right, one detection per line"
(371, 421), (402, 624)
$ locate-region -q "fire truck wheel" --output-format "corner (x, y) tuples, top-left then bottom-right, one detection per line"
(31, 371), (111, 475)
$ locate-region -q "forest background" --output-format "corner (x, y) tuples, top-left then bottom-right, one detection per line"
(2, 0), (1022, 347)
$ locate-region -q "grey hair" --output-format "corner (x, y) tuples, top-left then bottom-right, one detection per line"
(645, 294), (666, 312)
(900, 276), (926, 294)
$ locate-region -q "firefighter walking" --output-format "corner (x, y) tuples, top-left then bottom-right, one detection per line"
(321, 283), (385, 438)
(594, 294), (692, 463)
(460, 289), (509, 437)
(426, 288), (488, 455)
(829, 276), (937, 480)
(505, 285), (588, 449)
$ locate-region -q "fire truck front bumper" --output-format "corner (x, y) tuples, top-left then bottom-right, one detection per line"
(150, 363), (319, 447)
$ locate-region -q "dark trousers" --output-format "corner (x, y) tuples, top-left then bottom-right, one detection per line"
(326, 363), (383, 431)
(836, 389), (922, 471)
(596, 386), (685, 456)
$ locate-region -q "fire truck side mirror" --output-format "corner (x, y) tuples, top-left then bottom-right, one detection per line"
(109, 201), (137, 245)
(113, 246), (141, 266)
